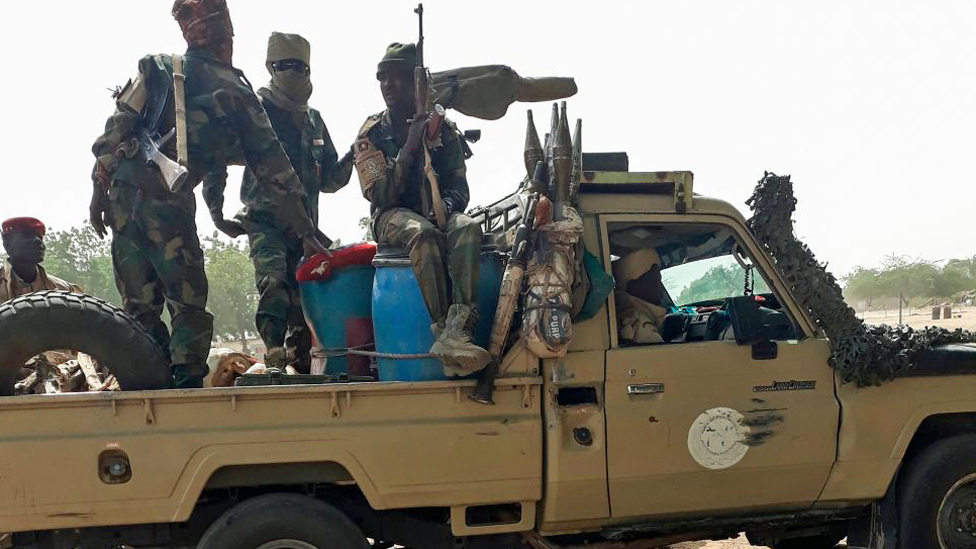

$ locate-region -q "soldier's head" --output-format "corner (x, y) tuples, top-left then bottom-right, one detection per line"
(266, 32), (313, 103)
(614, 248), (664, 305)
(172, 0), (235, 64)
(1, 217), (46, 267)
(376, 43), (417, 111)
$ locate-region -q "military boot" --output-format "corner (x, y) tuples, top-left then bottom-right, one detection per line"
(173, 364), (205, 389)
(430, 304), (491, 374)
(264, 346), (288, 372)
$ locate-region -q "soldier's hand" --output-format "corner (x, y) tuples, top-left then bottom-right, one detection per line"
(214, 218), (246, 239)
(89, 183), (109, 240)
(302, 233), (332, 258)
(403, 113), (430, 157)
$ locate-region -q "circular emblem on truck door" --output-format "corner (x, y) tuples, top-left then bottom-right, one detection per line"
(687, 407), (750, 470)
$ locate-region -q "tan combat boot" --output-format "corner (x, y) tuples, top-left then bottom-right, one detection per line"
(430, 304), (491, 375)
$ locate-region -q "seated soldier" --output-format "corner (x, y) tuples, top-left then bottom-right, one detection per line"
(0, 217), (81, 304)
(613, 248), (667, 344)
(354, 43), (489, 373)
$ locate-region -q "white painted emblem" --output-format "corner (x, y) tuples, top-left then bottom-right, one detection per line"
(687, 407), (750, 470)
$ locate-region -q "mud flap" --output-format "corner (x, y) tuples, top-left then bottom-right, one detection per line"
(847, 480), (898, 549)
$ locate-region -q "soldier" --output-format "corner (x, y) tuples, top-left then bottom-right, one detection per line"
(613, 248), (667, 345)
(89, 0), (328, 388)
(205, 32), (351, 373)
(0, 217), (81, 304)
(354, 43), (489, 373)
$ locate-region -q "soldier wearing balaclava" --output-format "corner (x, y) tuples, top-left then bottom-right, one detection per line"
(204, 32), (352, 373)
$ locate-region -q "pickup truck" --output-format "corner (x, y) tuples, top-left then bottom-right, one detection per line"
(3, 170), (975, 549)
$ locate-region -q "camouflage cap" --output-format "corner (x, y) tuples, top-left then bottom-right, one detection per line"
(378, 42), (417, 72)
(171, 0), (234, 47)
(1, 217), (45, 238)
(266, 32), (311, 72)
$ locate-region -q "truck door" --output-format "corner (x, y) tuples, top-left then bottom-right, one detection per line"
(600, 215), (839, 520)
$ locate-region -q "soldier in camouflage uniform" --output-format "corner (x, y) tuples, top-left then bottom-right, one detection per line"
(354, 43), (489, 374)
(89, 0), (328, 387)
(205, 32), (351, 372)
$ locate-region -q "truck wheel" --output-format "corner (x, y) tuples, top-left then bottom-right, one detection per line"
(196, 493), (369, 549)
(898, 433), (976, 548)
(0, 291), (172, 395)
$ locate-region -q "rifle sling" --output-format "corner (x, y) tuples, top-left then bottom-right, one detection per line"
(172, 54), (188, 167)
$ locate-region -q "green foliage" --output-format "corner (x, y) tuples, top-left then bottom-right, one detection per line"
(17, 221), (258, 347)
(43, 222), (121, 305)
(202, 233), (257, 345)
(842, 254), (976, 303)
(676, 263), (770, 304)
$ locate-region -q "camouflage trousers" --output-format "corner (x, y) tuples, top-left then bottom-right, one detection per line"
(376, 208), (482, 323)
(108, 182), (213, 377)
(244, 219), (311, 372)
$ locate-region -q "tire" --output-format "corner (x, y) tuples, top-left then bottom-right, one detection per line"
(898, 433), (976, 548)
(0, 291), (172, 395)
(773, 534), (844, 549)
(196, 493), (369, 549)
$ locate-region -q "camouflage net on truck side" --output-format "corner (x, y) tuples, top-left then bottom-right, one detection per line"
(746, 172), (976, 386)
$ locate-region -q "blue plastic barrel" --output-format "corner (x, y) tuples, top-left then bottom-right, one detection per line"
(300, 264), (375, 375)
(372, 248), (503, 382)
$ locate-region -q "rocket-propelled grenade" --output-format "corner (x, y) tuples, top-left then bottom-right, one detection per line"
(570, 118), (582, 204)
(524, 110), (543, 181)
(551, 101), (573, 203)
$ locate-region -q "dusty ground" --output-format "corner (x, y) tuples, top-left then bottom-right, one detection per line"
(857, 304), (975, 331)
(669, 536), (848, 548)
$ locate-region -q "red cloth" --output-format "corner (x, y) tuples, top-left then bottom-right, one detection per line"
(296, 243), (377, 282)
(1, 217), (45, 238)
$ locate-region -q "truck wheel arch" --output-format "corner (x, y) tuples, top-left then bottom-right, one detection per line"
(171, 446), (386, 522)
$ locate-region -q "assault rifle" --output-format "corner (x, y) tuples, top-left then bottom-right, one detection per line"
(414, 3), (448, 230)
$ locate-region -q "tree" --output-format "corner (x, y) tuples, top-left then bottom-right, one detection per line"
(43, 222), (121, 305)
(676, 264), (770, 305)
(358, 216), (373, 241)
(202, 233), (257, 351)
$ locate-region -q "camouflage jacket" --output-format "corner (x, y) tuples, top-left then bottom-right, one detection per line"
(91, 48), (314, 235)
(0, 260), (81, 304)
(357, 110), (469, 218)
(204, 100), (349, 227)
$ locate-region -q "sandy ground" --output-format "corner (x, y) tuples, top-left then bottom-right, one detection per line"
(669, 536), (848, 548)
(857, 304), (975, 331)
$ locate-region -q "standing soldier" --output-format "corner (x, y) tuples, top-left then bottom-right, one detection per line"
(354, 43), (489, 373)
(89, 0), (328, 388)
(205, 32), (351, 372)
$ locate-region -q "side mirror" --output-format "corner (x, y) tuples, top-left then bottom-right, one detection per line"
(728, 295), (765, 346)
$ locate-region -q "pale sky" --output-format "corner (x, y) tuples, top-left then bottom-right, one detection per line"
(1, 1), (973, 277)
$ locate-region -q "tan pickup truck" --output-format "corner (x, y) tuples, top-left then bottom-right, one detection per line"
(3, 171), (976, 549)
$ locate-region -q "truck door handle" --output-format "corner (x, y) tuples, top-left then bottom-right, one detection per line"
(627, 383), (665, 395)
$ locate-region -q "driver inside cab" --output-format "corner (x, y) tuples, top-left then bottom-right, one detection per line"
(613, 248), (667, 345)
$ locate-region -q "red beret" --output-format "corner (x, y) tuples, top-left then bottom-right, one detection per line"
(1, 217), (46, 238)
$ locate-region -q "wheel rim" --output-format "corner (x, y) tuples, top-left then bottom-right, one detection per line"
(255, 540), (320, 549)
(938, 473), (976, 548)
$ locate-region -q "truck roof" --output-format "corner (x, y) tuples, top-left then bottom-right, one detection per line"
(578, 170), (747, 222)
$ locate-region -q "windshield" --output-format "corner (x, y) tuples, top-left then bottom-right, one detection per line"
(662, 254), (770, 306)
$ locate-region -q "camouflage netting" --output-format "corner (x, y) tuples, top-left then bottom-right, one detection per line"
(746, 172), (976, 386)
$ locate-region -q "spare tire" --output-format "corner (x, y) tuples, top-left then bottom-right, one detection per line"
(0, 291), (172, 395)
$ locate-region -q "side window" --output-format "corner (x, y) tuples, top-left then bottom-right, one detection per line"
(608, 222), (797, 347)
